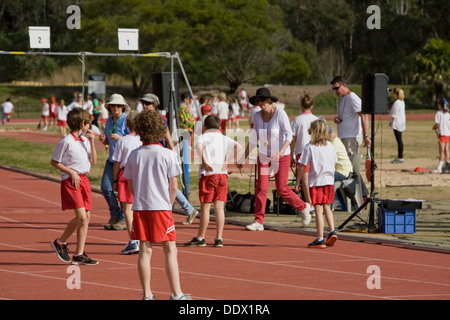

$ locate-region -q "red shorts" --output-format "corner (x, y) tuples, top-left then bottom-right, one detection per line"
(309, 185), (334, 206)
(131, 210), (176, 243)
(41, 115), (48, 119)
(220, 119), (227, 131)
(61, 175), (92, 211)
(198, 174), (228, 203)
(117, 168), (134, 203)
(296, 153), (310, 172)
(439, 135), (450, 143)
(57, 120), (67, 127)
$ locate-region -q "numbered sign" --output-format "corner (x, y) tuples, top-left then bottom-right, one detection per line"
(29, 26), (51, 49)
(118, 28), (139, 51)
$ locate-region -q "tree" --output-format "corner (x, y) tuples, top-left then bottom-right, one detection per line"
(416, 38), (450, 100)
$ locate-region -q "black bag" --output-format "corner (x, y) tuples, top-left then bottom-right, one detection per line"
(341, 173), (356, 199)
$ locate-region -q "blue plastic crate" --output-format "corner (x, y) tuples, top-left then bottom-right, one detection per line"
(377, 207), (416, 234)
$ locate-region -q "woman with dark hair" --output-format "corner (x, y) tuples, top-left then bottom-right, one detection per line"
(236, 88), (311, 231)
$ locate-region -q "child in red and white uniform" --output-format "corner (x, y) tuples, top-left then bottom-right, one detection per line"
(185, 115), (240, 248)
(123, 110), (191, 300)
(296, 118), (338, 249)
(431, 98), (450, 173)
(49, 96), (58, 128)
(112, 111), (142, 255)
(50, 108), (98, 265)
(290, 94), (319, 205)
(56, 99), (68, 138)
(217, 92), (229, 132)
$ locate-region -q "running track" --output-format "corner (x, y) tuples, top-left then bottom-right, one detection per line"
(0, 168), (449, 301)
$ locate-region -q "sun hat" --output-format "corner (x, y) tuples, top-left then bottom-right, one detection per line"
(249, 88), (278, 105)
(139, 93), (160, 106)
(106, 93), (128, 112)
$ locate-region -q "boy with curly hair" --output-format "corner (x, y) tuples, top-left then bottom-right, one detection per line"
(123, 110), (191, 300)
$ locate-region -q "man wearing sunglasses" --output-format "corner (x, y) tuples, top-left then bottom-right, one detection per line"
(331, 76), (371, 155)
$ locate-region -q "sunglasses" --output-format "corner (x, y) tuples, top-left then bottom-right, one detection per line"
(142, 101), (154, 106)
(332, 85), (342, 91)
(109, 104), (122, 108)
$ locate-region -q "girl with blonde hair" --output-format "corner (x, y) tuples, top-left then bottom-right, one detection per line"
(296, 118), (338, 248)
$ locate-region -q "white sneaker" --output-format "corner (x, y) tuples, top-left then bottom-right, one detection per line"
(300, 203), (312, 226)
(245, 221), (264, 231)
(430, 168), (441, 174)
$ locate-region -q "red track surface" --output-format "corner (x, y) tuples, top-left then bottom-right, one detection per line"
(1, 167), (449, 301)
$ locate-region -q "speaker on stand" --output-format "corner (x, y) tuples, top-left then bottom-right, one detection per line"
(338, 73), (389, 232)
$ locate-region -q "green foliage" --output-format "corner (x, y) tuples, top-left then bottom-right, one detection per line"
(416, 38), (450, 98)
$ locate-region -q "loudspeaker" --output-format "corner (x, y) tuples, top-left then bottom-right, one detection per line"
(152, 72), (179, 111)
(361, 73), (389, 114)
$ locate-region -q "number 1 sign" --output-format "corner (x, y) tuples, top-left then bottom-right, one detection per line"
(118, 28), (139, 51)
(29, 26), (51, 49)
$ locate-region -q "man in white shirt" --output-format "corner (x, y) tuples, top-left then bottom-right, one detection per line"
(331, 76), (371, 156)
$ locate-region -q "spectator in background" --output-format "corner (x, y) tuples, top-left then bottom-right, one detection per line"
(98, 94), (130, 231)
(390, 88), (406, 164)
(2, 98), (14, 124)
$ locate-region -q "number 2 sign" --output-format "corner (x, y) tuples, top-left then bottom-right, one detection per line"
(29, 26), (51, 49)
(118, 28), (139, 51)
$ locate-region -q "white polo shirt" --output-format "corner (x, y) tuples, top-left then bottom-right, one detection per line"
(435, 110), (450, 136)
(123, 143), (182, 211)
(52, 133), (92, 180)
(299, 141), (337, 188)
(195, 130), (239, 177)
(291, 112), (319, 156)
(111, 133), (142, 169)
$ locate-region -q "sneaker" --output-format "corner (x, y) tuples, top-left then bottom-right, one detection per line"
(391, 158), (404, 164)
(214, 238), (223, 248)
(142, 296), (157, 300)
(104, 218), (118, 230)
(308, 238), (326, 249)
(71, 252), (99, 265)
(430, 168), (441, 174)
(169, 294), (192, 300)
(50, 239), (71, 263)
(121, 240), (140, 255)
(325, 230), (338, 247)
(245, 221), (264, 231)
(184, 237), (206, 247)
(112, 220), (127, 230)
(300, 203), (312, 226)
(182, 209), (199, 225)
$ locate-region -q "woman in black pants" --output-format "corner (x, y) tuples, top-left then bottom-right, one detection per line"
(390, 88), (406, 163)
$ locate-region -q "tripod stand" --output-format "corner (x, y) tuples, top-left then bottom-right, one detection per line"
(337, 113), (378, 232)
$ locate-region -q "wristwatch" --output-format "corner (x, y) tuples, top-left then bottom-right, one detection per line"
(363, 134), (369, 139)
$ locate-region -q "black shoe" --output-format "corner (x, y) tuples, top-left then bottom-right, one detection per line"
(51, 239), (71, 263)
(325, 230), (338, 247)
(72, 252), (99, 265)
(308, 238), (326, 249)
(214, 238), (223, 248)
(184, 237), (206, 247)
